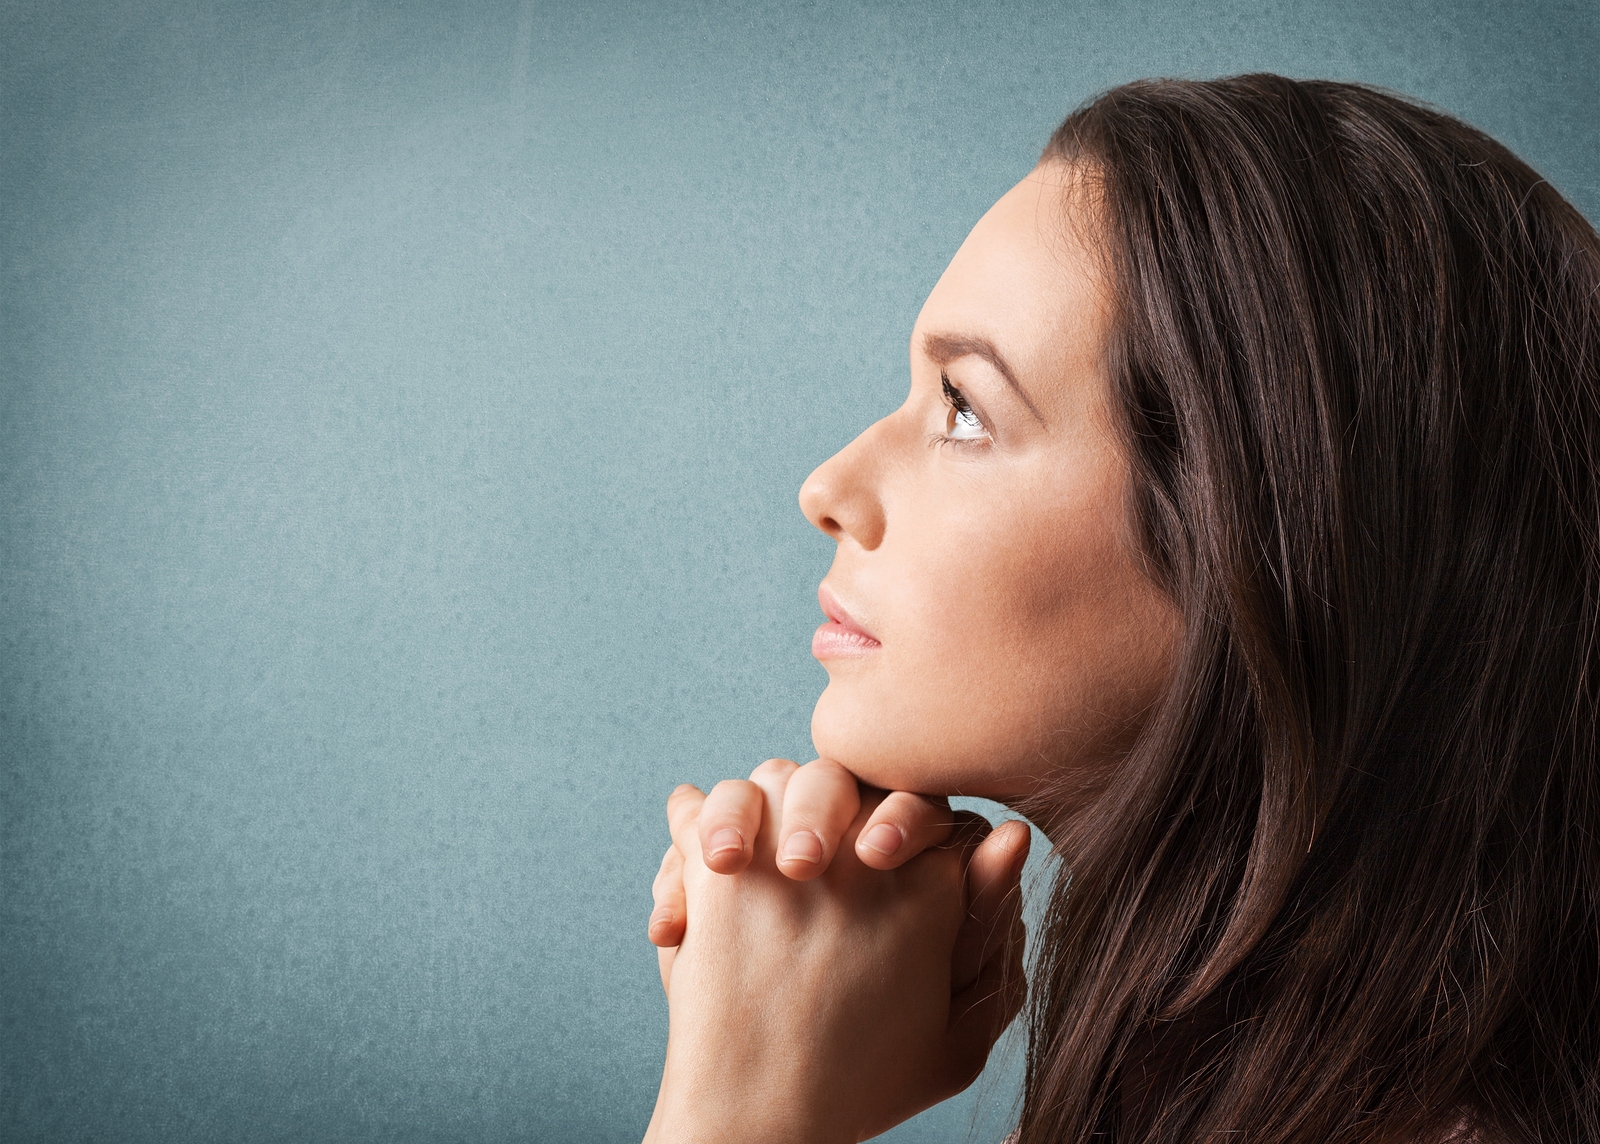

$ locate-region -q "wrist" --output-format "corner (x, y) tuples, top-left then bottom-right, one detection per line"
(644, 1042), (855, 1144)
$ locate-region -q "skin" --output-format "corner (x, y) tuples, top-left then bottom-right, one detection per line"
(646, 766), (1027, 1144)
(643, 163), (1183, 1142)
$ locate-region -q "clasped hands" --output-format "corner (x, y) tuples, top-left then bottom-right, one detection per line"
(642, 757), (1031, 1144)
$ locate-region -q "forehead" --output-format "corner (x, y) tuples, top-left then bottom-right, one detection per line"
(912, 165), (1110, 412)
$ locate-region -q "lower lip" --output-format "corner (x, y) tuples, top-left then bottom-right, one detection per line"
(812, 621), (882, 659)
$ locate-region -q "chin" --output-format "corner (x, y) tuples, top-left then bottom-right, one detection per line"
(810, 685), (1010, 799)
(813, 686), (924, 791)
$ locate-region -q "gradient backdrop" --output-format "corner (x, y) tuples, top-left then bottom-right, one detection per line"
(3, 1), (1596, 1140)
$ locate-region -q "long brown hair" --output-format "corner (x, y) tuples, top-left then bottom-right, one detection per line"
(1019, 76), (1600, 1144)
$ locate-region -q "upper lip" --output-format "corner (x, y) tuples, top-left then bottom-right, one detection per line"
(818, 582), (879, 642)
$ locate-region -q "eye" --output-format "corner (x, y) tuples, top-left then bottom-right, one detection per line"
(941, 373), (990, 443)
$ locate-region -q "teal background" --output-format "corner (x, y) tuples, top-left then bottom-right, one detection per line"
(2, 1), (1595, 1140)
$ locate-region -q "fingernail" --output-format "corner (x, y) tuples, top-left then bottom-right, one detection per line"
(780, 830), (824, 864)
(861, 823), (904, 857)
(648, 906), (674, 932)
(707, 828), (744, 858)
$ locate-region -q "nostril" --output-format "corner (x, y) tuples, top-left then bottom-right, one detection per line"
(800, 436), (885, 547)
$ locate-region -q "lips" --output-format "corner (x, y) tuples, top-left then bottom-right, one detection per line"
(813, 583), (881, 660)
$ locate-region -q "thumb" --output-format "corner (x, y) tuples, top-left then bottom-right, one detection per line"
(950, 819), (1030, 992)
(943, 902), (1028, 1094)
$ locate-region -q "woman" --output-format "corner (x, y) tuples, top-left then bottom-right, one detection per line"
(642, 75), (1600, 1143)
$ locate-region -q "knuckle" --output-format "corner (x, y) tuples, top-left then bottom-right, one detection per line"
(994, 818), (1030, 851)
(665, 785), (703, 823)
(888, 802), (933, 832)
(749, 757), (797, 781)
(806, 757), (850, 781)
(729, 780), (764, 815)
(651, 869), (683, 900)
(809, 760), (858, 797)
(791, 773), (858, 818)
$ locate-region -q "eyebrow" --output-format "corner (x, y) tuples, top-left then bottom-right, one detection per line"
(919, 332), (1045, 423)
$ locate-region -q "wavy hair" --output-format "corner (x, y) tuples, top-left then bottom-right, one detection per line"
(1019, 75), (1600, 1144)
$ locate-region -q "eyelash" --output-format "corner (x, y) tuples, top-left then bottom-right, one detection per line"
(933, 372), (990, 448)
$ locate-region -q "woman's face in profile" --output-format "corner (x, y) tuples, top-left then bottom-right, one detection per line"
(801, 165), (1181, 803)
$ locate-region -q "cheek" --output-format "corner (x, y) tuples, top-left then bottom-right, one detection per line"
(812, 467), (1179, 797)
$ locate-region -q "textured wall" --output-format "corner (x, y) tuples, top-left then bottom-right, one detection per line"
(3, 1), (1595, 1141)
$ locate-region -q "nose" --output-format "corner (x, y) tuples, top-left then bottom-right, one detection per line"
(799, 417), (890, 550)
